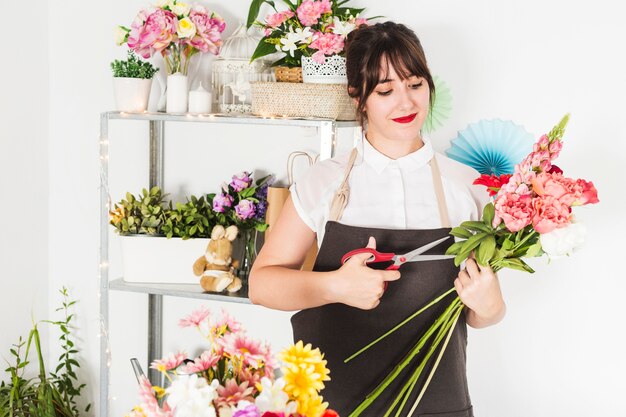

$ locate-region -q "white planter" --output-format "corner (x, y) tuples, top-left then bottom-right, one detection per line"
(112, 77), (152, 112)
(301, 55), (347, 84)
(120, 236), (210, 284)
(166, 72), (189, 113)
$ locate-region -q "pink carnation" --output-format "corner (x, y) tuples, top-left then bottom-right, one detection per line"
(531, 195), (572, 234)
(493, 193), (533, 232)
(309, 32), (344, 63)
(265, 10), (295, 28)
(297, 0), (331, 27)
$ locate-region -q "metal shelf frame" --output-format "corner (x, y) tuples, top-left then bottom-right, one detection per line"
(98, 111), (359, 417)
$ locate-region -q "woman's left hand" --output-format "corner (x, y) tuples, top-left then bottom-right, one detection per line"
(454, 258), (506, 328)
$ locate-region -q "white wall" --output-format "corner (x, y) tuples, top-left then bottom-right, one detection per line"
(4, 0), (622, 416)
(0, 0), (49, 376)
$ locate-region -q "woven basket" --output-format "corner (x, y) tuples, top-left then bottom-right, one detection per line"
(251, 82), (356, 120)
(274, 66), (303, 83)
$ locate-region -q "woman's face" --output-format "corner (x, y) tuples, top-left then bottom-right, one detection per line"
(363, 63), (430, 147)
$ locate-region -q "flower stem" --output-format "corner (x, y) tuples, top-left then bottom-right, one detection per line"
(348, 296), (462, 417)
(345, 287), (457, 363)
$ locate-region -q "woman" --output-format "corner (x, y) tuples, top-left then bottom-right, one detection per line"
(249, 21), (505, 416)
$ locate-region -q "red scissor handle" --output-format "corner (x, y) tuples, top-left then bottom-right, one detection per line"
(341, 248), (400, 270)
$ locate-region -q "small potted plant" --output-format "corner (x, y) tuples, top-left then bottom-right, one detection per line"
(109, 187), (214, 284)
(110, 50), (159, 112)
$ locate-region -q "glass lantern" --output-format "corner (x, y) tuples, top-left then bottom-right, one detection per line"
(212, 23), (274, 114)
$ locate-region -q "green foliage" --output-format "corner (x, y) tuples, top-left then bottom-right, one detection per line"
(110, 50), (159, 79)
(0, 288), (90, 417)
(445, 203), (540, 273)
(110, 187), (217, 239)
(162, 195), (215, 239)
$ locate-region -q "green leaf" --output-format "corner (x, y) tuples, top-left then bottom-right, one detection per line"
(525, 241), (544, 258)
(449, 227), (472, 239)
(460, 221), (492, 233)
(444, 241), (465, 255)
(482, 204), (495, 228)
(475, 235), (496, 266)
(247, 0), (266, 28)
(250, 37), (280, 63)
(459, 232), (489, 256)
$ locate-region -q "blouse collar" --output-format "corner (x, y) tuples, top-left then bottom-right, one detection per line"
(359, 134), (434, 174)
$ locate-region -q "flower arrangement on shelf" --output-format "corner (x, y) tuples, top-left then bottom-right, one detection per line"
(247, 0), (372, 67)
(125, 306), (337, 417)
(345, 114), (600, 416)
(116, 0), (226, 75)
(111, 50), (160, 79)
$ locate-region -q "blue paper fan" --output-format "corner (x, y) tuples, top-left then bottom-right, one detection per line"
(445, 119), (534, 175)
(423, 75), (453, 134)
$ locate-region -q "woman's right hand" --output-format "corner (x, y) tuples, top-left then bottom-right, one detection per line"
(328, 236), (401, 310)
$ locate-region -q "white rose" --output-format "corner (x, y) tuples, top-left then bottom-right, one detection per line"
(539, 222), (587, 259)
(177, 17), (197, 39)
(172, 1), (191, 16)
(114, 25), (129, 46)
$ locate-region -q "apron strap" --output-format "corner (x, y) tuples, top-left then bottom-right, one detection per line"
(430, 155), (451, 228)
(328, 146), (452, 228)
(328, 148), (359, 222)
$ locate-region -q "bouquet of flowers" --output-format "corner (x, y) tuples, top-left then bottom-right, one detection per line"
(125, 307), (337, 417)
(115, 0), (226, 75)
(345, 114), (599, 416)
(211, 171), (272, 234)
(247, 0), (372, 67)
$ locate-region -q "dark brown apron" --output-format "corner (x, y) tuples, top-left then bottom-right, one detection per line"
(291, 149), (473, 417)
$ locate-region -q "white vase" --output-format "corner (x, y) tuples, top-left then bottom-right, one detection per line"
(301, 55), (347, 84)
(120, 235), (210, 284)
(166, 72), (188, 113)
(112, 77), (152, 112)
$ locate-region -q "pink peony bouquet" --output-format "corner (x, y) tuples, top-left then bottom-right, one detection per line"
(344, 114), (600, 416)
(125, 307), (338, 417)
(246, 0), (372, 67)
(115, 0), (226, 75)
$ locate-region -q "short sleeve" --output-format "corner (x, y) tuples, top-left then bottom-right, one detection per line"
(288, 156), (346, 238)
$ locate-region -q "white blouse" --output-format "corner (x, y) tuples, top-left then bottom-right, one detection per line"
(290, 136), (489, 244)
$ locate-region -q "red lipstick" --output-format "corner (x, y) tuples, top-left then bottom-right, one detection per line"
(392, 113), (417, 123)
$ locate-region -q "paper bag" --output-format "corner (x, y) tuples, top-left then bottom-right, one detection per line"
(265, 151), (319, 271)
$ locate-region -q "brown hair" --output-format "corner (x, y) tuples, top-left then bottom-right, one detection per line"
(345, 21), (435, 126)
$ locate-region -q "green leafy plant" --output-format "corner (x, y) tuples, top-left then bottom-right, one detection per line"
(110, 50), (159, 79)
(0, 288), (90, 417)
(110, 187), (216, 239)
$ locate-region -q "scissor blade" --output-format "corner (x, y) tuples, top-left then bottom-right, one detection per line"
(401, 236), (451, 262)
(406, 254), (455, 262)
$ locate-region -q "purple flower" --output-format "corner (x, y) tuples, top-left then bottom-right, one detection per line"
(255, 200), (267, 220)
(235, 199), (256, 220)
(213, 193), (233, 213)
(230, 171), (253, 192)
(255, 183), (269, 199)
(232, 403), (260, 417)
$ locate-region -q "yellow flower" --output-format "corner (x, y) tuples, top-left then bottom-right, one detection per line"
(296, 393), (328, 417)
(280, 341), (330, 397)
(125, 406), (148, 417)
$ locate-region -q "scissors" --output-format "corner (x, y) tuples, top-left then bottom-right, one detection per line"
(341, 236), (455, 271)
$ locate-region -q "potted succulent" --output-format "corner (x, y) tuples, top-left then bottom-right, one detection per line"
(109, 187), (214, 284)
(110, 50), (159, 112)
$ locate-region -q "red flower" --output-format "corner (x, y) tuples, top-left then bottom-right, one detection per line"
(473, 174), (513, 196)
(547, 164), (563, 175)
(322, 410), (340, 417)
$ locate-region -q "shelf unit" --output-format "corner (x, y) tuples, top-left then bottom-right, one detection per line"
(98, 111), (359, 417)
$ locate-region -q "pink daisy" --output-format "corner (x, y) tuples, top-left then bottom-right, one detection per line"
(211, 308), (243, 338)
(138, 376), (173, 417)
(220, 333), (267, 368)
(150, 351), (187, 372)
(179, 306), (210, 328)
(214, 379), (255, 409)
(182, 351), (220, 373)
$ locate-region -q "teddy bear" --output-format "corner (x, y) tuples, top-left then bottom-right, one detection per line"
(193, 225), (242, 293)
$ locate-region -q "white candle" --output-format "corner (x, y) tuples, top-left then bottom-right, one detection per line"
(188, 83), (212, 113)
